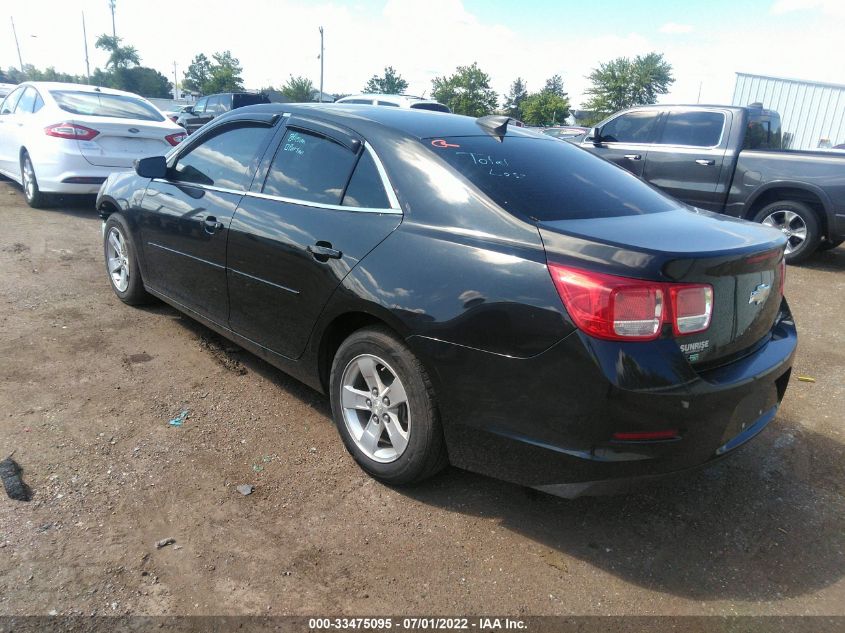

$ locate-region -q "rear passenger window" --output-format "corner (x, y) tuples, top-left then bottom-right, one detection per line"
(171, 124), (270, 190)
(32, 91), (44, 113)
(342, 151), (390, 208)
(659, 111), (725, 147)
(376, 100), (399, 107)
(263, 129), (357, 204)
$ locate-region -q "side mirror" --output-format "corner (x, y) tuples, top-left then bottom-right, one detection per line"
(183, 106), (194, 114)
(134, 155), (168, 179)
(590, 127), (603, 144)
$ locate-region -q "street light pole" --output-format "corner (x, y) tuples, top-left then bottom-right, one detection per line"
(319, 26), (324, 103)
(11, 17), (24, 73)
(109, 0), (117, 38)
(82, 12), (91, 83)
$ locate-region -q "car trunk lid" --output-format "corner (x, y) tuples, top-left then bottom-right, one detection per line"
(539, 208), (787, 366)
(72, 117), (174, 168)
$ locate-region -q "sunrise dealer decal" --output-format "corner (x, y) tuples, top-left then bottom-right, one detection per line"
(680, 339), (710, 362)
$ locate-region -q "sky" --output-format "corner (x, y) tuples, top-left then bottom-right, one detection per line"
(2, 0), (844, 108)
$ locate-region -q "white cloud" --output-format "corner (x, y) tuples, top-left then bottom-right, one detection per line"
(659, 22), (694, 34)
(771, 0), (845, 17)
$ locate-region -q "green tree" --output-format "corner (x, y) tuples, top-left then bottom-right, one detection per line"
(502, 77), (528, 119)
(203, 51), (244, 93)
(363, 66), (408, 94)
(583, 52), (674, 119)
(95, 34), (141, 70)
(121, 66), (172, 98)
(182, 54), (212, 93)
(431, 62), (498, 117)
(521, 91), (570, 126)
(281, 75), (316, 102)
(543, 74), (567, 98)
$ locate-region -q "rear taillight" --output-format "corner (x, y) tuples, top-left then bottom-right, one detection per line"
(165, 132), (186, 146)
(45, 122), (99, 141)
(548, 264), (713, 341)
(670, 285), (712, 335)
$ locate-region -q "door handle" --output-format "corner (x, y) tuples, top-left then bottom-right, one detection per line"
(308, 241), (342, 262)
(203, 216), (224, 233)
(624, 154), (642, 160)
(695, 159), (716, 166)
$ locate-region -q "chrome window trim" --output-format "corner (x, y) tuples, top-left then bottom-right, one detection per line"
(154, 138), (401, 215)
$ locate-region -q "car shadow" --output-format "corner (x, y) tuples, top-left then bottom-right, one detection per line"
(799, 245), (845, 272)
(404, 415), (845, 603)
(146, 305), (845, 603)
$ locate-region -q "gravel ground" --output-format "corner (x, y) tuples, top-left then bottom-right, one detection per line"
(0, 179), (843, 617)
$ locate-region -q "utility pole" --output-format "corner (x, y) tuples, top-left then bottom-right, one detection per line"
(173, 61), (179, 100)
(697, 81), (702, 104)
(109, 0), (117, 38)
(318, 26), (324, 103)
(11, 17), (24, 73)
(82, 12), (91, 83)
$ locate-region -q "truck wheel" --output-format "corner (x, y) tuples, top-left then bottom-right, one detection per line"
(330, 326), (448, 485)
(753, 201), (820, 264)
(817, 238), (843, 252)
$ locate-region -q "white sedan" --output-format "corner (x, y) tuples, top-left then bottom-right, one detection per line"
(0, 81), (186, 207)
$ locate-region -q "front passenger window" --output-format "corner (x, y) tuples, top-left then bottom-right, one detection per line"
(600, 111), (659, 143)
(171, 124), (270, 190)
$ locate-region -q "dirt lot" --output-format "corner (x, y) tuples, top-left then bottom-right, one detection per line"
(0, 178), (843, 618)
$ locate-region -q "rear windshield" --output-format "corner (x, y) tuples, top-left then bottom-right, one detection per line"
(50, 90), (164, 121)
(427, 135), (677, 220)
(232, 93), (270, 108)
(410, 103), (451, 113)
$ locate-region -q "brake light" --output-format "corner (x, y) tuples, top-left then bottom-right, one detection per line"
(45, 122), (99, 141)
(548, 264), (713, 341)
(670, 285), (712, 335)
(165, 132), (186, 146)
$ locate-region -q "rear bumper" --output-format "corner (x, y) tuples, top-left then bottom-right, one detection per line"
(26, 138), (133, 194)
(409, 299), (797, 495)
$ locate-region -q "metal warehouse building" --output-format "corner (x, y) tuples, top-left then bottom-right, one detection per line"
(732, 72), (845, 150)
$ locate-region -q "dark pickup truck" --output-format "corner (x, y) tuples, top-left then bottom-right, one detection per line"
(581, 103), (845, 263)
(176, 92), (270, 135)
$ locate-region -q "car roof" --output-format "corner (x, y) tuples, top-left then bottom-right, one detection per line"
(337, 93), (441, 105)
(17, 81), (148, 99)
(224, 103), (539, 141)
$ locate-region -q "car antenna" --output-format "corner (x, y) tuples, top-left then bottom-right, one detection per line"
(476, 115), (510, 141)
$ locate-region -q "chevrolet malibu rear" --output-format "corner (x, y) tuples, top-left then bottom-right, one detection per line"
(96, 106), (795, 496)
(0, 81), (185, 208)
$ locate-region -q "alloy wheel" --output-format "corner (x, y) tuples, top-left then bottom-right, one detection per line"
(22, 157), (36, 202)
(106, 227), (130, 292)
(761, 209), (807, 255)
(340, 354), (411, 463)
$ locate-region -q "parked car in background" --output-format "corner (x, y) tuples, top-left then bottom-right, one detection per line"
(96, 104), (794, 496)
(162, 104), (193, 124)
(0, 82), (186, 208)
(335, 93), (450, 113)
(542, 125), (589, 142)
(176, 92), (271, 134)
(0, 83), (16, 99)
(581, 103), (845, 262)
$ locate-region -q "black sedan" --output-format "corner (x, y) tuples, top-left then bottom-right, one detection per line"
(96, 104), (796, 496)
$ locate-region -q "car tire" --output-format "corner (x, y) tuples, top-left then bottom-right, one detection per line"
(753, 200), (821, 265)
(103, 213), (152, 306)
(21, 152), (50, 209)
(817, 238), (843, 252)
(330, 326), (448, 485)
